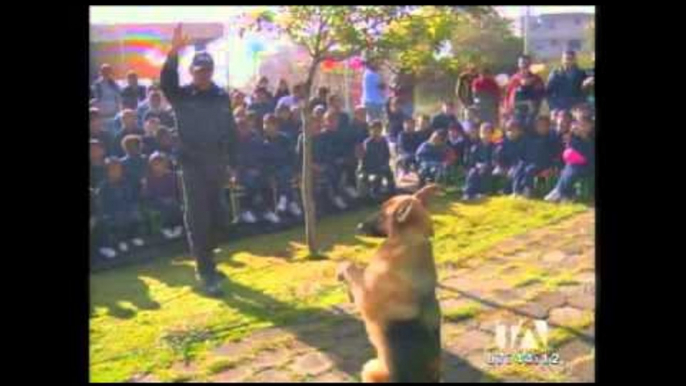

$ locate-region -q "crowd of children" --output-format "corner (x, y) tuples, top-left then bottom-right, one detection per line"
(90, 66), (595, 262)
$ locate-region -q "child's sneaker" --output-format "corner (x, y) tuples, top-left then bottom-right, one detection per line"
(333, 196), (348, 210)
(288, 202), (303, 217)
(240, 210), (257, 224)
(344, 186), (359, 199)
(99, 247), (117, 259)
(476, 194), (485, 199)
(118, 242), (129, 253)
(161, 228), (175, 240)
(263, 211), (281, 224)
(173, 226), (184, 237)
(131, 238), (145, 247)
(277, 195), (288, 213)
(522, 188), (532, 199)
(462, 194), (474, 201)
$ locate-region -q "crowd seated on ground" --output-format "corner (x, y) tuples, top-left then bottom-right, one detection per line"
(90, 51), (594, 263)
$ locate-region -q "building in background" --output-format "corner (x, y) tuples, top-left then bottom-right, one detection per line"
(520, 12), (594, 60)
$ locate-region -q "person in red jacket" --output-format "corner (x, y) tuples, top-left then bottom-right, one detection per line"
(504, 55), (545, 126)
(472, 67), (500, 126)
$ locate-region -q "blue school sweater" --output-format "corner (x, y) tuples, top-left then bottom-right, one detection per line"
(362, 137), (391, 172)
(262, 132), (296, 171)
(521, 132), (558, 169)
(495, 137), (526, 168)
(96, 179), (139, 216)
(397, 131), (421, 157)
(416, 141), (447, 164)
(465, 141), (494, 168)
(120, 154), (148, 195)
(236, 131), (266, 170)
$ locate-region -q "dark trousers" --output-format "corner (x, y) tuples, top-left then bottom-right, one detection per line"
(267, 166), (296, 202)
(148, 198), (183, 228)
(418, 161), (445, 185)
(464, 164), (492, 195)
(237, 168), (271, 212)
(320, 164), (344, 197)
(180, 160), (228, 279)
(512, 162), (546, 194)
(360, 166), (396, 193)
(555, 164), (590, 198)
(397, 154), (417, 173)
(98, 210), (144, 246)
(334, 157), (359, 189)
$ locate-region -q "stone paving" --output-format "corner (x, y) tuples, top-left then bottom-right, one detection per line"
(133, 210), (595, 382)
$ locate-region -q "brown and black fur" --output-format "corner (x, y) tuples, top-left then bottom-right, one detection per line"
(338, 184), (442, 382)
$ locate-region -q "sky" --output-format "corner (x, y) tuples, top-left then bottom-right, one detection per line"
(90, 6), (595, 25)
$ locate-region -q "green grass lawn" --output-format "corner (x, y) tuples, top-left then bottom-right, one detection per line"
(90, 194), (588, 382)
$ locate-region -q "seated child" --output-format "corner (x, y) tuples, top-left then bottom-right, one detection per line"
(327, 94), (351, 131)
(460, 106), (482, 137)
(350, 105), (370, 160)
(120, 135), (148, 200)
(276, 103), (300, 144)
(234, 116), (279, 224)
(360, 120), (396, 197)
(463, 123), (495, 200)
(95, 157), (146, 258)
(262, 114), (303, 217)
(416, 113), (434, 144)
(90, 107), (116, 157)
(142, 152), (184, 239)
(493, 120), (526, 194)
(114, 109), (145, 157)
(512, 115), (558, 198)
(545, 116), (594, 202)
(396, 116), (421, 176)
(90, 139), (107, 190)
(141, 116), (162, 156)
(445, 123), (468, 168)
(155, 127), (179, 170)
(416, 130), (449, 187)
(320, 110), (357, 205)
(431, 100), (460, 132)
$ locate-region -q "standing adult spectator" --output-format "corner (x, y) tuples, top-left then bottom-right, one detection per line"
(546, 50), (589, 113)
(361, 60), (386, 122)
(472, 67), (500, 126)
(121, 71), (147, 110)
(455, 65), (478, 113)
(91, 63), (122, 134)
(504, 55), (545, 129)
(161, 23), (238, 297)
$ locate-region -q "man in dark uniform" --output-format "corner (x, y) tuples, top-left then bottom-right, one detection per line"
(160, 24), (237, 296)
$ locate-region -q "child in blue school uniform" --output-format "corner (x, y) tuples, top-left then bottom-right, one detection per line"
(545, 116), (595, 202)
(416, 130), (449, 187)
(396, 116), (421, 177)
(511, 115), (559, 198)
(493, 120), (526, 194)
(262, 114), (303, 217)
(359, 120), (396, 196)
(463, 123), (496, 200)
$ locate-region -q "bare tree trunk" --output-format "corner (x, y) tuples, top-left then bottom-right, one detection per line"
(300, 107), (319, 257)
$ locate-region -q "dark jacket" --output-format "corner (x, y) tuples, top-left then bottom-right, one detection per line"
(362, 137), (391, 172)
(431, 113), (459, 132)
(113, 127), (145, 158)
(416, 141), (447, 164)
(236, 131), (266, 170)
(262, 132), (296, 171)
(121, 154), (148, 197)
(495, 137), (526, 168)
(121, 84), (147, 110)
(521, 132), (558, 168)
(144, 172), (179, 202)
(465, 141), (494, 168)
(546, 66), (589, 111)
(96, 179), (138, 216)
(387, 110), (407, 142)
(161, 54), (238, 167)
(397, 131), (421, 157)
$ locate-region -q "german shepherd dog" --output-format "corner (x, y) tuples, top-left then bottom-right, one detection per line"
(337, 184), (442, 382)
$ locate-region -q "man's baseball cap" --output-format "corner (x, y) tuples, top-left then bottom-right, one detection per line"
(191, 52), (214, 70)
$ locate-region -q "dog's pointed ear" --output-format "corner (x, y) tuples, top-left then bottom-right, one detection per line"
(394, 199), (416, 224)
(414, 184), (440, 206)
